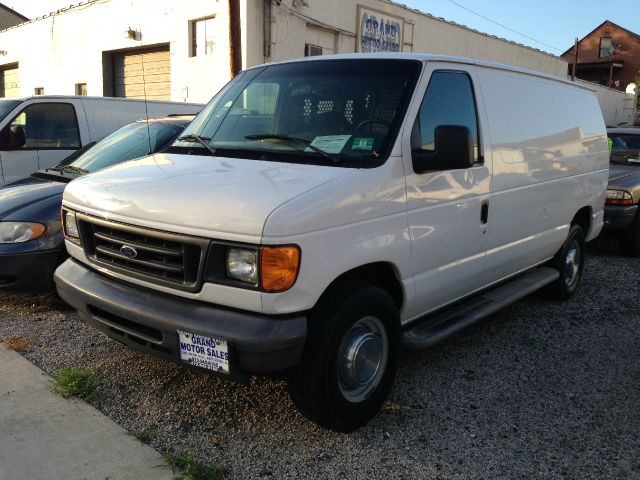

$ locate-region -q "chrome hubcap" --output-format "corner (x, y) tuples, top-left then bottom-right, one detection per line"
(338, 316), (388, 403)
(564, 240), (581, 288)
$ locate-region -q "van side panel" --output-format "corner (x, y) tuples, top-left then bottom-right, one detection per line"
(476, 67), (608, 282)
(80, 98), (201, 142)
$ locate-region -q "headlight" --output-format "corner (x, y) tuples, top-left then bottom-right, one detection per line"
(213, 244), (301, 292)
(61, 209), (81, 242)
(227, 248), (258, 284)
(606, 189), (633, 205)
(0, 222), (46, 243)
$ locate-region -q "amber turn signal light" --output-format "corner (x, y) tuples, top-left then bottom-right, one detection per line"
(260, 245), (301, 293)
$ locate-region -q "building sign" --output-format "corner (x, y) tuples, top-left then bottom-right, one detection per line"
(356, 5), (404, 53)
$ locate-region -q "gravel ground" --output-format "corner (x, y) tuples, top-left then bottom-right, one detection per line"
(1, 236), (639, 479)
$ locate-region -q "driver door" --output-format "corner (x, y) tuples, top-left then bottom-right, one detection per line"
(0, 101), (81, 184)
(401, 64), (492, 320)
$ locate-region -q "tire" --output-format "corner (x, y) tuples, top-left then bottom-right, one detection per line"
(620, 213), (640, 257)
(545, 224), (585, 300)
(287, 283), (400, 432)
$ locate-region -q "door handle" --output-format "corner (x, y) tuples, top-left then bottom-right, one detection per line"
(480, 201), (489, 224)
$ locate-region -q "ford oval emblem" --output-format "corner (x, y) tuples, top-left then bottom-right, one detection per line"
(120, 245), (138, 259)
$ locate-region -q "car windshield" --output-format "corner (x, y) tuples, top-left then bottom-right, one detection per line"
(54, 142), (97, 167)
(173, 59), (422, 167)
(609, 133), (640, 165)
(0, 99), (20, 123)
(70, 121), (183, 173)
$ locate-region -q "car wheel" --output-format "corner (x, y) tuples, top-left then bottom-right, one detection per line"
(620, 213), (640, 257)
(287, 283), (400, 432)
(545, 224), (585, 300)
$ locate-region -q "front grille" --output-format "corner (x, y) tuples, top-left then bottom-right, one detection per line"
(77, 214), (209, 292)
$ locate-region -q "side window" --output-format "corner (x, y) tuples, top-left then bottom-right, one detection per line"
(610, 136), (627, 151)
(413, 71), (480, 164)
(9, 103), (81, 150)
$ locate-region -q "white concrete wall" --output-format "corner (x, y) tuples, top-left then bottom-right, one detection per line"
(255, 0), (568, 77)
(0, 0), (230, 103)
(0, 0), (569, 105)
(577, 79), (638, 127)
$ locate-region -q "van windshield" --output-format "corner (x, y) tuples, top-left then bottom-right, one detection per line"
(173, 59), (421, 167)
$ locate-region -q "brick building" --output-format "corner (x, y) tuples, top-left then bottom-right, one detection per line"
(561, 20), (640, 92)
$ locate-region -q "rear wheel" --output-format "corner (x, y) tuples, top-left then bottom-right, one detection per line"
(288, 284), (400, 432)
(545, 224), (585, 300)
(620, 213), (640, 256)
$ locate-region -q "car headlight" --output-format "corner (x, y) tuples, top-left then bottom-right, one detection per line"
(220, 244), (301, 292)
(227, 248), (258, 284)
(606, 189), (633, 205)
(0, 221), (46, 243)
(61, 209), (81, 242)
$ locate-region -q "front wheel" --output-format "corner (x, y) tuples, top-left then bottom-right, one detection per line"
(287, 284), (400, 432)
(545, 224), (585, 300)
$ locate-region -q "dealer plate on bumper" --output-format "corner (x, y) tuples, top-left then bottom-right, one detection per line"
(177, 330), (230, 374)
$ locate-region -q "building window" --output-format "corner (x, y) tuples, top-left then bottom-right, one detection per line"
(599, 37), (614, 57)
(304, 43), (323, 57)
(191, 16), (216, 57)
(34, 87), (44, 95)
(75, 83), (87, 96)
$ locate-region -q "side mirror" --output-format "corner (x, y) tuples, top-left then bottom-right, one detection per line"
(412, 125), (474, 174)
(0, 124), (26, 150)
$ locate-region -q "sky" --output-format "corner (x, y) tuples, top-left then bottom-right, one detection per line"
(400, 0), (640, 55)
(7, 0), (640, 56)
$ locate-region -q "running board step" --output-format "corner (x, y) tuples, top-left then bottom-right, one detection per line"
(402, 267), (559, 351)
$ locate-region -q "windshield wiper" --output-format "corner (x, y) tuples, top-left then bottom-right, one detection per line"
(51, 164), (88, 175)
(178, 134), (217, 156)
(244, 134), (341, 164)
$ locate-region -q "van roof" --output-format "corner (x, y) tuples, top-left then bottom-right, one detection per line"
(260, 53), (593, 92)
(0, 95), (203, 106)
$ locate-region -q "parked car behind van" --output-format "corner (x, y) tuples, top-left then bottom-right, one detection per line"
(55, 54), (608, 431)
(603, 127), (640, 255)
(0, 96), (202, 185)
(0, 115), (193, 291)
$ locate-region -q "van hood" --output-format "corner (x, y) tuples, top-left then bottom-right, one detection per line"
(63, 153), (352, 237)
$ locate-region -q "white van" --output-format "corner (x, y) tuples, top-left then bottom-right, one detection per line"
(0, 96), (202, 185)
(55, 54), (608, 432)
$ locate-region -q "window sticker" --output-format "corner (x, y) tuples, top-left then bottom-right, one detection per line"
(352, 137), (374, 150)
(306, 135), (351, 154)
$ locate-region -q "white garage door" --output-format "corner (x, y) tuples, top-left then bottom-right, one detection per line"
(0, 63), (19, 97)
(113, 46), (170, 100)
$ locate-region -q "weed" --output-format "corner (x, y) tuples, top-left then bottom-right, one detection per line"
(51, 367), (99, 402)
(134, 428), (154, 445)
(164, 450), (226, 480)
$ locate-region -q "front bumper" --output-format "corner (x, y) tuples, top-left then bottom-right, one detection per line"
(603, 204), (638, 232)
(54, 259), (307, 377)
(0, 249), (61, 291)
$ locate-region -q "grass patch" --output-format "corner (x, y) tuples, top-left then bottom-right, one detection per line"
(51, 367), (99, 402)
(134, 428), (154, 445)
(1, 336), (32, 352)
(164, 451), (225, 480)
